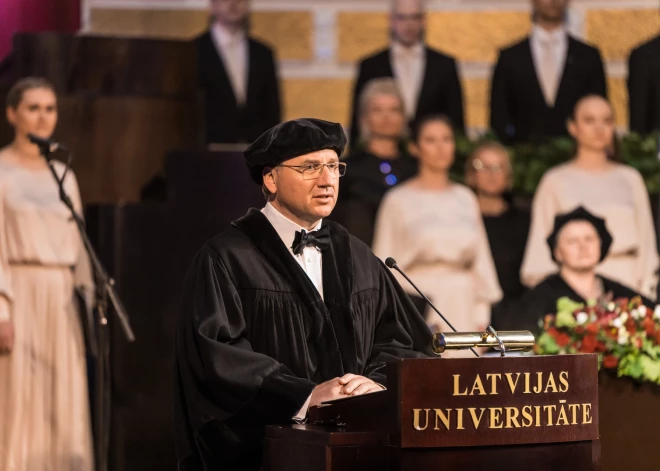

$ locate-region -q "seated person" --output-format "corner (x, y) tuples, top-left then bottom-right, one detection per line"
(517, 206), (655, 335)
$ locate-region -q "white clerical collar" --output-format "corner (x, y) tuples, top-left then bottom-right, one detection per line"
(261, 202), (323, 253)
(532, 24), (567, 45)
(211, 22), (246, 47)
(391, 41), (425, 58)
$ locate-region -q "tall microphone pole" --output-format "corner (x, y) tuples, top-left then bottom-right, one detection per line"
(34, 140), (135, 471)
(385, 257), (479, 357)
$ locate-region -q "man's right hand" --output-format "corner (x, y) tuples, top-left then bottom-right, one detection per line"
(0, 321), (14, 355)
(309, 377), (347, 408)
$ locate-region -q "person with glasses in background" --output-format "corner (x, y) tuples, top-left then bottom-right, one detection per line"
(373, 115), (502, 356)
(334, 78), (418, 246)
(348, 0), (465, 149)
(173, 118), (434, 471)
(464, 142), (530, 331)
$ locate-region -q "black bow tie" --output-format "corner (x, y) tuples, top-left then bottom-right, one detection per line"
(291, 225), (330, 256)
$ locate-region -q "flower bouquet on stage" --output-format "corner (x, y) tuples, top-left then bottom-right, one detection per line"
(534, 294), (660, 471)
(535, 296), (660, 385)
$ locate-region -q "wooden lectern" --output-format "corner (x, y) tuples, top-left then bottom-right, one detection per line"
(264, 355), (600, 470)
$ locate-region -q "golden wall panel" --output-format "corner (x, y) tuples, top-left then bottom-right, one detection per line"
(427, 11), (530, 62)
(463, 78), (490, 129)
(608, 77), (628, 128)
(88, 9), (312, 60)
(586, 9), (660, 60)
(89, 8), (207, 39)
(282, 79), (353, 126)
(338, 11), (530, 63)
(337, 12), (389, 63)
(251, 12), (313, 61)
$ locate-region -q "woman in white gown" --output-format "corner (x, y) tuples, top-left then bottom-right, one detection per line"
(521, 95), (659, 300)
(373, 115), (502, 352)
(0, 78), (94, 470)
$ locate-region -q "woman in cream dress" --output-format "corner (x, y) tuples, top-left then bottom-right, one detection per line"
(373, 115), (502, 353)
(0, 78), (94, 470)
(521, 95), (658, 300)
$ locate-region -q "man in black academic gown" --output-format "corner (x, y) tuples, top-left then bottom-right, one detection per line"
(348, 0), (465, 148)
(196, 0), (281, 144)
(490, 0), (607, 144)
(173, 118), (434, 470)
(628, 34), (660, 135)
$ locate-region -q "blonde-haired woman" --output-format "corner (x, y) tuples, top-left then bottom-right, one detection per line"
(0, 78), (94, 470)
(336, 77), (417, 245)
(465, 141), (530, 330)
(521, 95), (658, 299)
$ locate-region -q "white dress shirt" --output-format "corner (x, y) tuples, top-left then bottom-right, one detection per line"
(261, 202), (323, 421)
(210, 22), (249, 105)
(530, 25), (568, 107)
(390, 41), (426, 119)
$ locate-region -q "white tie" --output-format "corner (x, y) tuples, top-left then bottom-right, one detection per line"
(539, 38), (560, 107)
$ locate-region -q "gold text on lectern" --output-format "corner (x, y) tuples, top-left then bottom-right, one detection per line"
(412, 370), (594, 431)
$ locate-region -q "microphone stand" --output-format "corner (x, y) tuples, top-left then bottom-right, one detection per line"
(37, 143), (135, 471)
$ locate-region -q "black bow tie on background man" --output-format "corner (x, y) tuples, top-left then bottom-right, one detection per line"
(291, 225), (331, 255)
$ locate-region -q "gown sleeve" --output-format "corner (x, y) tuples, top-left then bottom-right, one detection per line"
(628, 169), (659, 300)
(174, 245), (317, 468)
(0, 182), (12, 322)
(520, 173), (560, 288)
(363, 259), (436, 385)
(67, 172), (95, 305)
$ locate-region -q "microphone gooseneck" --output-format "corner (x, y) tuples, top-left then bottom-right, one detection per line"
(385, 257), (479, 357)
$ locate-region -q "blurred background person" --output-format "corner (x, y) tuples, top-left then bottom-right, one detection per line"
(518, 207), (655, 335)
(335, 78), (417, 246)
(373, 114), (501, 353)
(348, 0), (464, 149)
(0, 78), (94, 470)
(196, 0), (281, 144)
(490, 0), (607, 144)
(465, 141), (530, 331)
(521, 95), (659, 299)
(628, 33), (660, 135)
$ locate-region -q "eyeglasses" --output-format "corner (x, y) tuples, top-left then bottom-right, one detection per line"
(278, 162), (347, 180)
(472, 159), (506, 174)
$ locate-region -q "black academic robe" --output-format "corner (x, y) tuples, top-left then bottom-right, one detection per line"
(195, 31), (281, 144)
(516, 274), (654, 336)
(483, 205), (530, 330)
(348, 46), (465, 148)
(490, 36), (607, 144)
(628, 35), (660, 135)
(173, 209), (434, 471)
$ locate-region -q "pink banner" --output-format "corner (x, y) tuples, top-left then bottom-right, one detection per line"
(0, 0), (80, 61)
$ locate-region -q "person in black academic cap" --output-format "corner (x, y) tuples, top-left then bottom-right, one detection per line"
(173, 118), (434, 471)
(516, 206), (655, 335)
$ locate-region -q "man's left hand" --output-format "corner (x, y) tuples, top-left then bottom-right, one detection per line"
(338, 374), (385, 396)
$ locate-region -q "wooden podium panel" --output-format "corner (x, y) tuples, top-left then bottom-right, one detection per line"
(267, 355), (601, 470)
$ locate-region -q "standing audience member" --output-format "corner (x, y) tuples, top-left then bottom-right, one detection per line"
(521, 95), (659, 300)
(349, 0), (465, 148)
(196, 0), (281, 144)
(628, 34), (660, 135)
(465, 142), (530, 330)
(373, 115), (502, 351)
(0, 78), (94, 470)
(490, 0), (607, 144)
(336, 78), (417, 246)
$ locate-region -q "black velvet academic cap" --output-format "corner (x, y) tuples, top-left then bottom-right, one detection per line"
(244, 118), (347, 184)
(546, 206), (613, 263)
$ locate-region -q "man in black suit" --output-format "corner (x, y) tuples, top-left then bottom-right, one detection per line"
(349, 0), (465, 148)
(196, 0), (281, 144)
(490, 0), (607, 144)
(628, 35), (660, 135)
